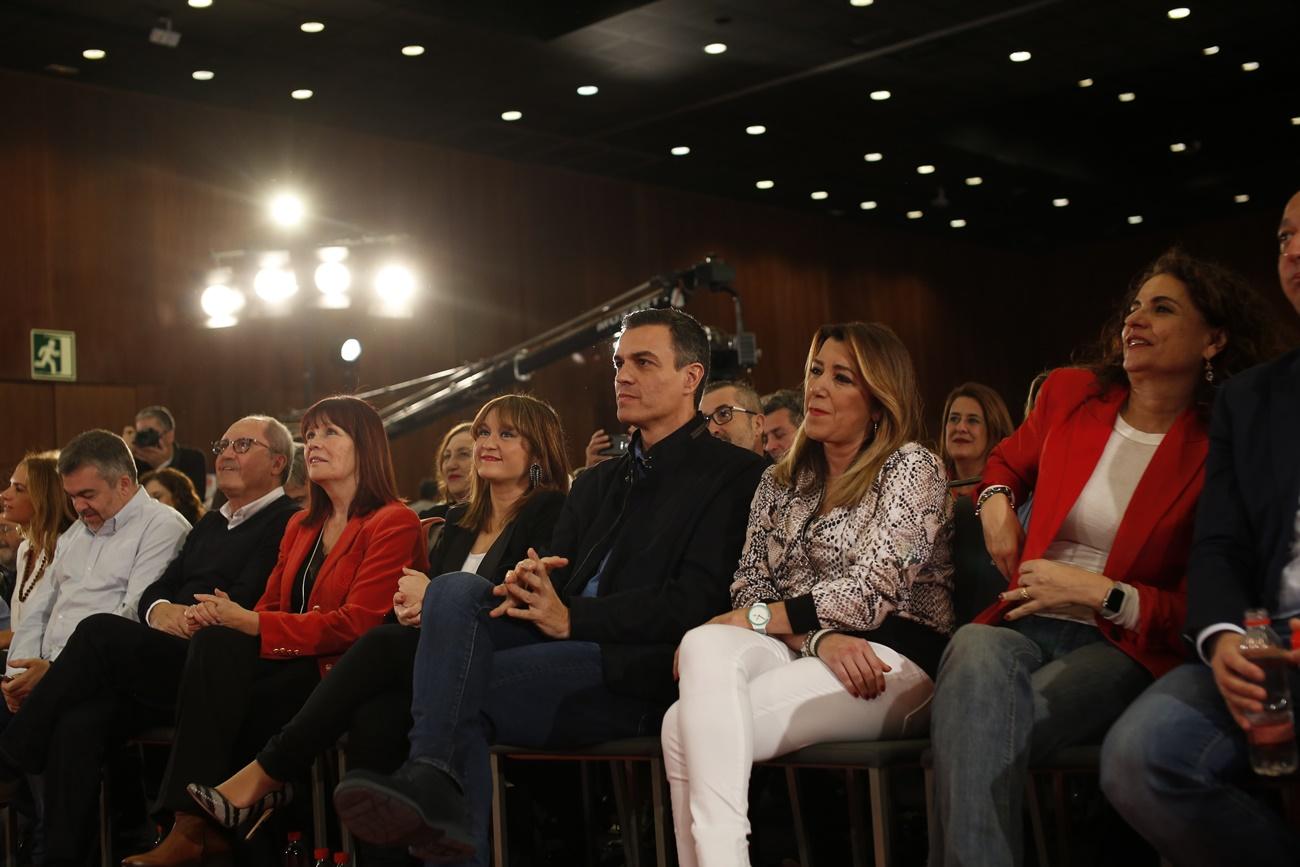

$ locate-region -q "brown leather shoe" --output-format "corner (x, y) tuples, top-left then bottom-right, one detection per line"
(121, 812), (231, 866)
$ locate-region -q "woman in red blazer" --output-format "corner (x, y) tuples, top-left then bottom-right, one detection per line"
(125, 395), (425, 867)
(928, 250), (1272, 867)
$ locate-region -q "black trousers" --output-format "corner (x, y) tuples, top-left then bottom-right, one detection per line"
(155, 626), (320, 814)
(0, 613), (187, 866)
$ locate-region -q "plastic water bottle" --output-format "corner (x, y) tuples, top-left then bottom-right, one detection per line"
(312, 849), (330, 867)
(1240, 609), (1298, 776)
(282, 831), (309, 867)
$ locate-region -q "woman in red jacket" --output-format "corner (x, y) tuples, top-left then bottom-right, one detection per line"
(927, 250), (1272, 867)
(125, 395), (424, 867)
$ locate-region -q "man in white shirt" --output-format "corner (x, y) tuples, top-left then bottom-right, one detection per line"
(1, 429), (190, 713)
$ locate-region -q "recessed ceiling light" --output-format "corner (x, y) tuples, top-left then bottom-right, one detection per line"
(916, 164), (936, 175)
(1202, 45), (1220, 56)
(860, 200), (877, 210)
(1009, 51), (1032, 63)
(1292, 117), (1300, 126)
(82, 49), (106, 60)
(402, 45), (425, 57)
(703, 42), (727, 55)
(850, 0), (874, 6)
(1170, 142), (1188, 152)
(1118, 92), (1136, 102)
(1077, 78), (1094, 88)
(755, 180), (775, 190)
(864, 152), (883, 162)
(1053, 198), (1070, 207)
(300, 21), (324, 33)
(810, 191), (829, 200)
(188, 0), (212, 7)
(671, 145), (691, 156)
(501, 110), (523, 122)
(869, 89), (891, 101)
(291, 89), (313, 100)
(576, 84), (599, 96)
(1234, 194), (1250, 204)
(965, 176), (983, 186)
(1241, 61), (1260, 72)
(950, 218), (967, 228)
(745, 124), (766, 135)
(191, 70), (214, 81)
(906, 210), (923, 220)
(1167, 7), (1191, 19)
(1127, 215), (1144, 225)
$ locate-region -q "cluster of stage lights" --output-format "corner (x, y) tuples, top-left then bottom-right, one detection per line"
(198, 192), (419, 328)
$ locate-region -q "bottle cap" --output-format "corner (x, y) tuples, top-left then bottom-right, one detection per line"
(1292, 630), (1300, 651)
(334, 854), (348, 865)
(287, 831), (303, 842)
(314, 849), (330, 860)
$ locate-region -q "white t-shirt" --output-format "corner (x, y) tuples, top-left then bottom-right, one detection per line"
(1038, 414), (1163, 625)
(462, 551), (487, 575)
(9, 539), (50, 635)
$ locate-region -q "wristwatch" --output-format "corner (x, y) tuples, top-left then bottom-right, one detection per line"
(747, 602), (772, 635)
(1102, 583), (1125, 618)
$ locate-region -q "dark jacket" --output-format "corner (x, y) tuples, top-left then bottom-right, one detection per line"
(1186, 348), (1300, 644)
(136, 494), (298, 620)
(430, 491), (566, 584)
(551, 414), (767, 704)
(136, 444), (209, 502)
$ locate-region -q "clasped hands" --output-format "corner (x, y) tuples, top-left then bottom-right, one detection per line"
(490, 548), (572, 639)
(3, 657), (51, 712)
(1210, 620), (1300, 733)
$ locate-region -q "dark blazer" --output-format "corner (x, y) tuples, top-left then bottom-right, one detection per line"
(551, 414), (767, 704)
(136, 494), (299, 619)
(975, 368), (1209, 678)
(430, 491), (566, 584)
(136, 444), (209, 501)
(1186, 349), (1300, 643)
(255, 501), (426, 675)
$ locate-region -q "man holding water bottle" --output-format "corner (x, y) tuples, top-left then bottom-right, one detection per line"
(1101, 189), (1300, 866)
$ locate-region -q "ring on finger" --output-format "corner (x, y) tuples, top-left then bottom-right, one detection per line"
(1020, 586), (1031, 601)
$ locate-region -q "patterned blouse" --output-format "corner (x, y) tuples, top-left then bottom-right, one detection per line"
(730, 442), (955, 636)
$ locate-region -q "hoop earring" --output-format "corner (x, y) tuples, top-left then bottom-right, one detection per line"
(528, 463), (543, 488)
(1203, 357), (1215, 383)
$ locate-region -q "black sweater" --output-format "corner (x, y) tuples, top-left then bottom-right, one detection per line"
(552, 414), (766, 705)
(136, 494), (299, 620)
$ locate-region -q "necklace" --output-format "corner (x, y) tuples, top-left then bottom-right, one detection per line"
(18, 547), (50, 603)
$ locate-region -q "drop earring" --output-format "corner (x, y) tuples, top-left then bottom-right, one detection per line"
(1203, 357), (1215, 383)
(528, 463), (542, 488)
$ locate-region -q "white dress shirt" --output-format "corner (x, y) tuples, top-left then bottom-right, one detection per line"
(6, 486), (190, 674)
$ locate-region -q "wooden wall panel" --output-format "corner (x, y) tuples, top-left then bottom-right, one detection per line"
(0, 383), (57, 472)
(2, 68), (1294, 497)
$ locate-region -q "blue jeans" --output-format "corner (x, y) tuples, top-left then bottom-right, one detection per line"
(928, 618), (1151, 867)
(1101, 662), (1300, 867)
(408, 572), (662, 867)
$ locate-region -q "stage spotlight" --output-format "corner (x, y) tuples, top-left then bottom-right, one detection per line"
(200, 281), (245, 328)
(373, 264), (417, 316)
(254, 266), (299, 303)
(314, 262), (351, 302)
(268, 192), (306, 227)
(340, 338), (362, 362)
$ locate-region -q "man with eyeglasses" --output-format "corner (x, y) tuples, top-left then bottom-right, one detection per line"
(0, 417), (298, 867)
(700, 379), (768, 457)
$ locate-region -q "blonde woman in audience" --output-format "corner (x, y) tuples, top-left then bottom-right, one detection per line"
(142, 467), (206, 527)
(662, 321), (954, 867)
(0, 452), (73, 649)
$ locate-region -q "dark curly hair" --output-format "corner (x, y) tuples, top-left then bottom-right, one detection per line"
(1084, 248), (1279, 416)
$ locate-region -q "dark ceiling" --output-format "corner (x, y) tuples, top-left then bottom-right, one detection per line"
(2, 0), (1298, 246)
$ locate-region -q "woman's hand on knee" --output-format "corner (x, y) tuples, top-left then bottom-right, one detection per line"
(818, 635), (891, 699)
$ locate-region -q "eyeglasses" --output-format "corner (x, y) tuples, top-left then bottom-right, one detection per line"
(705, 405), (758, 426)
(211, 438), (272, 456)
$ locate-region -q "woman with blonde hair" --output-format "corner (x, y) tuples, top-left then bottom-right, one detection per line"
(662, 322), (955, 866)
(0, 451), (74, 648)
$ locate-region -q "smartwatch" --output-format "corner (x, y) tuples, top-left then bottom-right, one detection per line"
(1102, 584), (1125, 618)
(747, 602), (772, 635)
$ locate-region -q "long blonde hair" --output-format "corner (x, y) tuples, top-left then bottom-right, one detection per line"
(459, 395), (571, 533)
(773, 322), (925, 512)
(20, 450), (74, 567)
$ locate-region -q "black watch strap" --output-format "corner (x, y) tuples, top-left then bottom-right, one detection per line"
(1102, 584), (1125, 616)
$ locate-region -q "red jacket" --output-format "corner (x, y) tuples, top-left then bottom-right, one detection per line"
(974, 368), (1207, 678)
(254, 501), (426, 675)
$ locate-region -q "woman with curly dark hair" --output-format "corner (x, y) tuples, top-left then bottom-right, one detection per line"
(142, 467), (206, 527)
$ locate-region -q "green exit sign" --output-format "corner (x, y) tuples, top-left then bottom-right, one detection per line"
(30, 329), (77, 382)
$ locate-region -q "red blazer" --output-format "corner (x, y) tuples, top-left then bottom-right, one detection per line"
(254, 500), (426, 675)
(974, 368), (1207, 678)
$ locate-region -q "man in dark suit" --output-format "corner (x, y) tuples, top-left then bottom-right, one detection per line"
(1101, 189), (1300, 867)
(126, 405), (210, 501)
(0, 414), (298, 867)
(332, 308), (767, 863)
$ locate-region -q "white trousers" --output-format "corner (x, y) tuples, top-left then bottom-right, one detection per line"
(662, 624), (934, 867)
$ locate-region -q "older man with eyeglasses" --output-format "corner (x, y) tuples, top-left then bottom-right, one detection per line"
(0, 416), (299, 867)
(700, 379), (768, 457)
